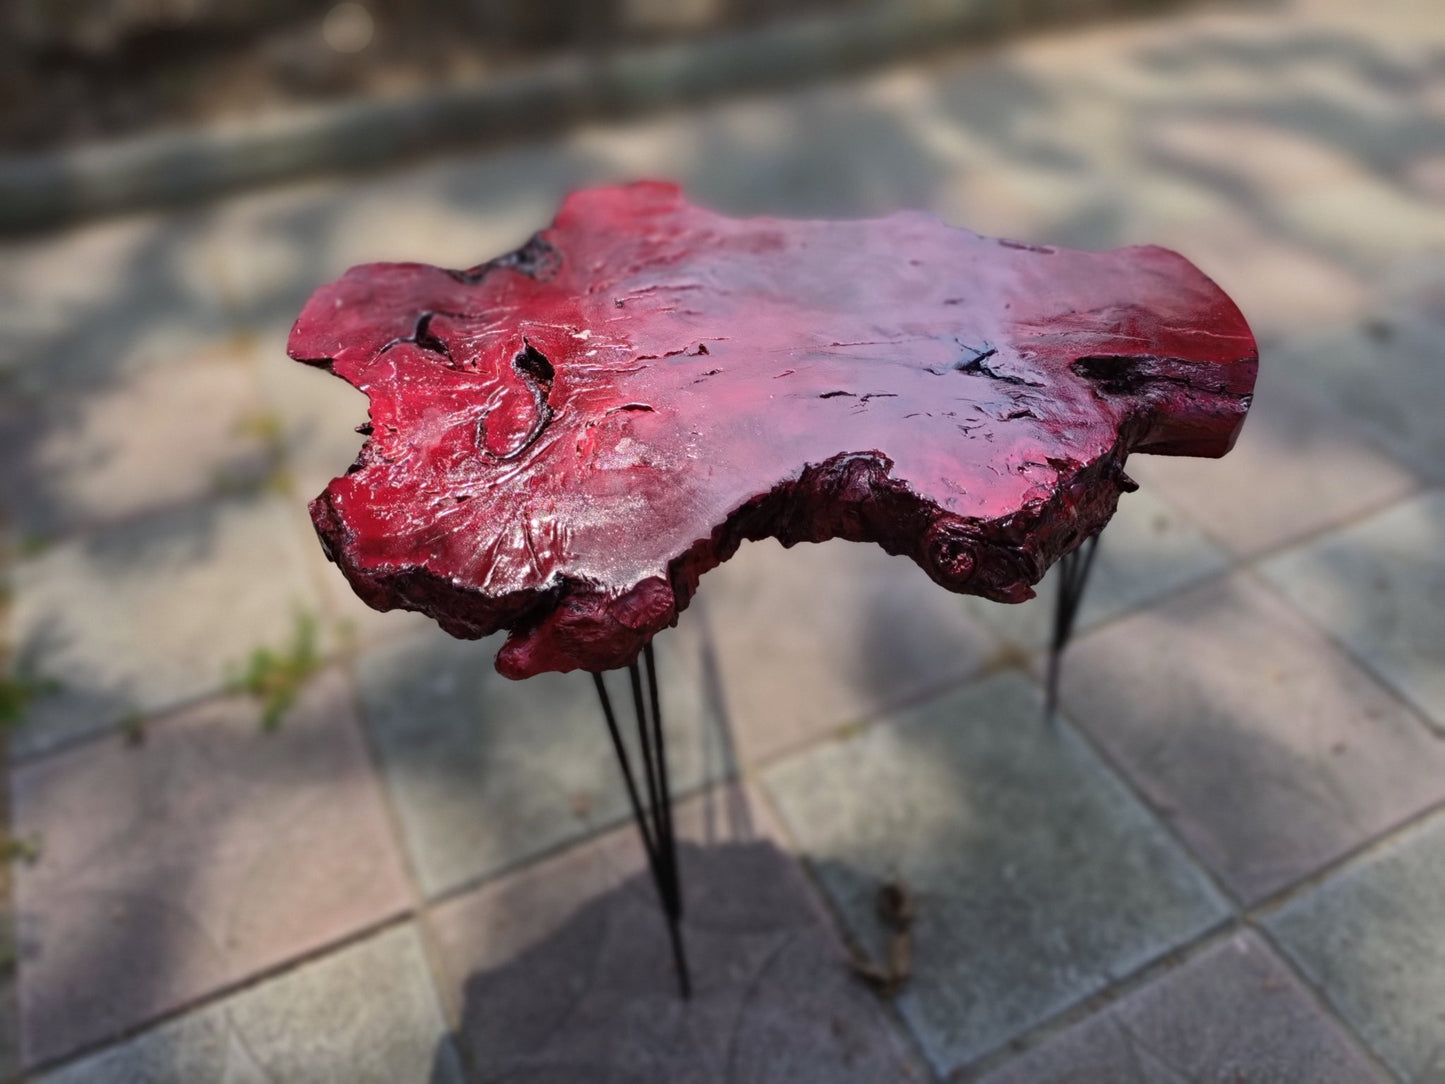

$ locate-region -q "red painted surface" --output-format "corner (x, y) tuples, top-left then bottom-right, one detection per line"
(290, 182), (1256, 677)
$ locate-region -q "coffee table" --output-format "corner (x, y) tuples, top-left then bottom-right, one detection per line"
(288, 182), (1258, 995)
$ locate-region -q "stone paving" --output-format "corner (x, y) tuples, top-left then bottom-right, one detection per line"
(1, 0), (1442, 1079)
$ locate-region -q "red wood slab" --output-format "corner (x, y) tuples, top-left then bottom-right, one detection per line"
(289, 182), (1256, 678)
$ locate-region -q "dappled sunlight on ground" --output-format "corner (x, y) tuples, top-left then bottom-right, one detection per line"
(1, 0), (1441, 1078)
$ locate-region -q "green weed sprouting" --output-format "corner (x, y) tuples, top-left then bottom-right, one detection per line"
(0, 833), (41, 865)
(229, 611), (322, 732)
(0, 674), (61, 728)
(119, 712), (148, 746)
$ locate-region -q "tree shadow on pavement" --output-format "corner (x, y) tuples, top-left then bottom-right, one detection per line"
(429, 838), (923, 1084)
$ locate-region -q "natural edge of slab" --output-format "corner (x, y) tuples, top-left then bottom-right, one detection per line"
(310, 440), (1136, 678)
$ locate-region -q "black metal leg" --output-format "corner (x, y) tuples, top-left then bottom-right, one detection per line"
(642, 645), (681, 915)
(1044, 532), (1102, 722)
(593, 651), (691, 998)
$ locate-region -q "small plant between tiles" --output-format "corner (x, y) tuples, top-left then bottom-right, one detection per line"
(227, 611), (323, 731)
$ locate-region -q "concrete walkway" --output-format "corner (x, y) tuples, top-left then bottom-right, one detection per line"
(1, 0), (1442, 1079)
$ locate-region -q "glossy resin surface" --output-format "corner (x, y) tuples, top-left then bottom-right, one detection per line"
(289, 182), (1256, 677)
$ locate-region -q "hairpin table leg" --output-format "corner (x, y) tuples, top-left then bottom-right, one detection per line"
(1044, 532), (1102, 722)
(593, 645), (692, 998)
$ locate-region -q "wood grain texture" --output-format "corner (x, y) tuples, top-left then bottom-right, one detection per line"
(289, 182), (1256, 677)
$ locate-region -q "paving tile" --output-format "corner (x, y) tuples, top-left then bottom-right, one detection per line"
(762, 672), (1226, 1076)
(1126, 361), (1419, 558)
(1142, 113), (1445, 275)
(11, 670), (413, 1067)
(205, 146), (580, 332)
(1061, 573), (1445, 906)
(1260, 491), (1445, 735)
(1134, 207), (1372, 338)
(0, 349), (275, 539)
(428, 787), (924, 1083)
(194, 156), (613, 476)
(960, 486), (1231, 650)
(7, 493), (326, 758)
(1281, 316), (1445, 484)
(1146, 118), (1371, 203)
(978, 931), (1384, 1084)
(1383, 255), (1445, 332)
(36, 925), (460, 1084)
(699, 537), (999, 765)
(1266, 811), (1445, 1082)
(356, 620), (733, 899)
(0, 210), (242, 398)
(1282, 182), (1445, 277)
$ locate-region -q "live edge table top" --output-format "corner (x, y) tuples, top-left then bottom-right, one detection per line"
(288, 182), (1257, 678)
